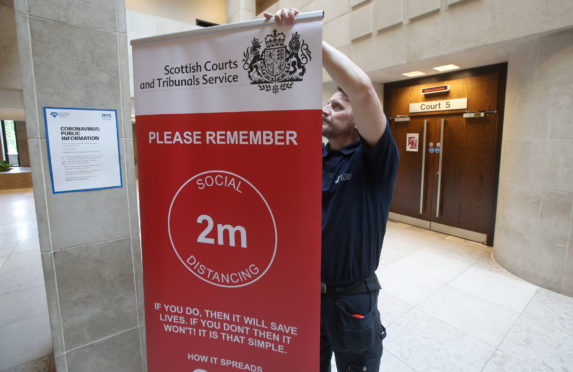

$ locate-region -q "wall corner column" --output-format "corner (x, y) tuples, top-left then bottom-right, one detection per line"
(13, 0), (145, 370)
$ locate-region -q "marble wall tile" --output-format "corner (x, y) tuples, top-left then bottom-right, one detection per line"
(226, 0), (241, 16)
(42, 136), (130, 249)
(29, 17), (120, 139)
(131, 236), (145, 326)
(139, 325), (148, 372)
(14, 13), (40, 140)
(242, 0), (256, 14)
(350, 0), (369, 7)
(548, 84), (573, 139)
(374, 0), (402, 32)
(497, 139), (531, 185)
(116, 0), (126, 34)
(54, 354), (68, 372)
(492, 0), (546, 42)
(539, 191), (573, 244)
(549, 140), (573, 193)
(54, 238), (138, 349)
(45, 187), (131, 250)
(495, 183), (540, 238)
(28, 0), (118, 32)
(304, 0), (350, 22)
(323, 12), (351, 48)
(349, 2), (372, 40)
(117, 34), (132, 140)
(13, 0), (25, 13)
(123, 138), (139, 237)
(448, 0), (471, 5)
(0, 5), (22, 91)
(227, 1), (256, 24)
(496, 233), (567, 292)
(406, 0), (440, 21)
(257, 1), (279, 17)
(565, 229), (573, 296)
(26, 140), (51, 252)
(66, 328), (143, 372)
(40, 252), (64, 355)
(562, 269), (573, 297)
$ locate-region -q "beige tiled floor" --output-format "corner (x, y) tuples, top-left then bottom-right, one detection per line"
(0, 189), (51, 371)
(1, 188), (573, 371)
(369, 221), (573, 372)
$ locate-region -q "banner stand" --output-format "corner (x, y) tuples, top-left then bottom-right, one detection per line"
(132, 12), (323, 372)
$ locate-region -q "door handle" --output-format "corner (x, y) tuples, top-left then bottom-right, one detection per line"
(436, 118), (445, 218)
(420, 120), (428, 214)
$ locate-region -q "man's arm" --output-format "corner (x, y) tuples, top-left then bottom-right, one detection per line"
(264, 8), (387, 148)
(322, 41), (387, 148)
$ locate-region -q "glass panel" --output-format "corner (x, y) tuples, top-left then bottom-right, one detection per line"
(4, 120), (20, 167)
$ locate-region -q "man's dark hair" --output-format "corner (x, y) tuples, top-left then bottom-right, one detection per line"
(337, 86), (350, 102)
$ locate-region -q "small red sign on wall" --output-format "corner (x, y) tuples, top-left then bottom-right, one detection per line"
(406, 133), (419, 152)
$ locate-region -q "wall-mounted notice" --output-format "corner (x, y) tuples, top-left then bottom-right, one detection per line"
(406, 133), (419, 152)
(43, 107), (122, 193)
(132, 12), (323, 372)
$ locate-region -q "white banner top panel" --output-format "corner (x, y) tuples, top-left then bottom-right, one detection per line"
(132, 13), (323, 115)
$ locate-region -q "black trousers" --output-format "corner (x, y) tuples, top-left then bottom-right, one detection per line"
(320, 290), (385, 372)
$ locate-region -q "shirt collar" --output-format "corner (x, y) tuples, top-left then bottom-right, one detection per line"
(323, 140), (360, 158)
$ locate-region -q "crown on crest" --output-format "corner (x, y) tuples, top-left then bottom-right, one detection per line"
(265, 29), (286, 48)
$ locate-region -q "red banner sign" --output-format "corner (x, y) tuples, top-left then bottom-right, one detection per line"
(132, 15), (323, 372)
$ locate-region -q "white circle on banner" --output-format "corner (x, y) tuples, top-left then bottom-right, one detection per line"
(168, 170), (277, 288)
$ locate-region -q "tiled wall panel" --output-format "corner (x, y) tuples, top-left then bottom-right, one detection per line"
(406, 0), (440, 20)
(374, 0), (402, 31)
(350, 2), (373, 40)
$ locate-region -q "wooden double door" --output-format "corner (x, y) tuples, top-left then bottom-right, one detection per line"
(390, 114), (499, 243)
(386, 66), (506, 245)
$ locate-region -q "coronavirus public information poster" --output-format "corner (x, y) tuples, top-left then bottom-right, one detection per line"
(131, 13), (323, 372)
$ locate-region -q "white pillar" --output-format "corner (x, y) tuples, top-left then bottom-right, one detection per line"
(227, 0), (256, 23)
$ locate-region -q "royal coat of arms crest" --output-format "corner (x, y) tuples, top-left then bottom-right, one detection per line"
(243, 29), (312, 93)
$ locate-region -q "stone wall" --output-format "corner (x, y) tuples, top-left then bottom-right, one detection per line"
(494, 29), (573, 296)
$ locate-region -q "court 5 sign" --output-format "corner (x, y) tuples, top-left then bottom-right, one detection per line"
(409, 98), (467, 113)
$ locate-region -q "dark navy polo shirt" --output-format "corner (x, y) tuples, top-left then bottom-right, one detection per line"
(322, 124), (399, 286)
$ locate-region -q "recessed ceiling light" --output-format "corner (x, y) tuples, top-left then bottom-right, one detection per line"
(402, 71), (426, 77)
(433, 64), (460, 72)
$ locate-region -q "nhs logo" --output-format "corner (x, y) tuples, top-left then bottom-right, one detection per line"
(50, 112), (59, 118)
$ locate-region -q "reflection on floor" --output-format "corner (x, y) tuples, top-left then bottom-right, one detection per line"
(0, 189), (51, 371)
(1, 188), (572, 371)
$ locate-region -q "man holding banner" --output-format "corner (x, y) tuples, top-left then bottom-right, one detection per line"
(265, 9), (399, 372)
